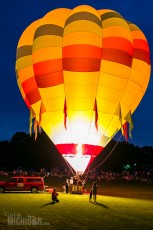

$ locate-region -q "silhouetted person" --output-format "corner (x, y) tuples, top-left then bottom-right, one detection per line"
(89, 189), (92, 202)
(65, 179), (69, 194)
(92, 181), (97, 202)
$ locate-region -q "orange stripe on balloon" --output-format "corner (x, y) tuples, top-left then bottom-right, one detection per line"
(102, 48), (132, 67)
(36, 71), (64, 88)
(63, 58), (101, 72)
(63, 45), (102, 59)
(33, 59), (63, 75)
(102, 37), (133, 55)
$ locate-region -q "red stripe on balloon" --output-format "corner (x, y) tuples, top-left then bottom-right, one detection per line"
(133, 48), (150, 64)
(102, 48), (133, 67)
(33, 59), (63, 75)
(102, 37), (133, 55)
(63, 58), (101, 72)
(22, 77), (37, 94)
(24, 97), (31, 109)
(26, 88), (41, 105)
(133, 39), (150, 52)
(56, 143), (103, 157)
(36, 71), (64, 88)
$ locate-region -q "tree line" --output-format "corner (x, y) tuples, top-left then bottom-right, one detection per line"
(0, 132), (153, 172)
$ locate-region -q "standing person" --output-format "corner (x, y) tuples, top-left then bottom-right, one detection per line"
(78, 179), (83, 194)
(69, 177), (73, 193)
(65, 179), (69, 194)
(92, 181), (97, 202)
(52, 188), (59, 202)
(89, 189), (92, 202)
(73, 176), (77, 193)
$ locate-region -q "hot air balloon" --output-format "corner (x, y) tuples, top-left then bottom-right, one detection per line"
(15, 5), (151, 174)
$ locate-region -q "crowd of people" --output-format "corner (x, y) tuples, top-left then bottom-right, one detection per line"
(63, 174), (87, 194)
(0, 167), (153, 183)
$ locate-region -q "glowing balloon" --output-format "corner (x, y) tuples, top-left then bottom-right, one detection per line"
(15, 5), (151, 174)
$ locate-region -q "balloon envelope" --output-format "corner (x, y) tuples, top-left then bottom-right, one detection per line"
(16, 5), (151, 173)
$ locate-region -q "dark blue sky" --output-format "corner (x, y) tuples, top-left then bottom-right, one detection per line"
(0, 0), (152, 147)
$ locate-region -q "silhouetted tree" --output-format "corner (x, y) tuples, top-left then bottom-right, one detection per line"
(0, 132), (153, 171)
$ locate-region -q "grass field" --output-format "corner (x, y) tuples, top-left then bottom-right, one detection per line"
(0, 178), (153, 230)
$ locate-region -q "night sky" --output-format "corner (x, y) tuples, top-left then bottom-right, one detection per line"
(0, 0), (152, 147)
